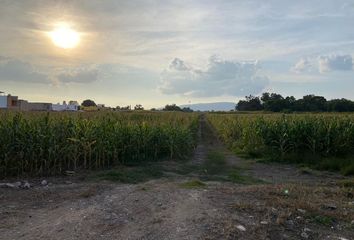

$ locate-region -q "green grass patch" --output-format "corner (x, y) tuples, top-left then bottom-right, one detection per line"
(173, 163), (201, 175)
(197, 150), (229, 181)
(228, 168), (264, 184)
(166, 149), (264, 185)
(309, 214), (335, 226)
(311, 157), (354, 176)
(91, 165), (164, 184)
(203, 150), (227, 175)
(340, 163), (354, 176)
(255, 153), (354, 176)
(336, 179), (354, 188)
(299, 166), (315, 175)
(197, 150), (264, 184)
(179, 180), (206, 189)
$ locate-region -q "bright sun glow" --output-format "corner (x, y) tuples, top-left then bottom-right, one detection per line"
(49, 24), (80, 49)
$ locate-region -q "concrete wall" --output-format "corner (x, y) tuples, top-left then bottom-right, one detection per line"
(0, 96), (7, 108)
(52, 104), (78, 111)
(18, 101), (52, 111)
(18, 100), (30, 111)
(0, 94), (53, 111)
(28, 102), (52, 111)
(7, 95), (19, 109)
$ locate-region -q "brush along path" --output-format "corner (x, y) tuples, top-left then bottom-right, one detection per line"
(1, 115), (353, 240)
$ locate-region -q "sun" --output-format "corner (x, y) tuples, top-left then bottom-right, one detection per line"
(49, 24), (80, 49)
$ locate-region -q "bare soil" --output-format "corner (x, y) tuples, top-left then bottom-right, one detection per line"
(1, 116), (353, 240)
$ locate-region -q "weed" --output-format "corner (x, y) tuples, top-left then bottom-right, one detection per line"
(92, 165), (163, 184)
(180, 180), (206, 189)
(341, 163), (354, 176)
(228, 168), (264, 184)
(336, 179), (354, 188)
(299, 166), (314, 175)
(310, 215), (335, 226)
(203, 150), (227, 175)
(174, 164), (200, 175)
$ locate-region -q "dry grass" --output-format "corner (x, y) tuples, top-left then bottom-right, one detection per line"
(232, 183), (354, 224)
(79, 186), (99, 198)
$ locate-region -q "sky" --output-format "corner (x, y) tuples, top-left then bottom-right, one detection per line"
(0, 0), (354, 108)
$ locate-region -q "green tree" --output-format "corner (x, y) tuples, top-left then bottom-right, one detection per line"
(163, 104), (182, 111)
(134, 104), (144, 110)
(236, 95), (263, 111)
(81, 99), (97, 107)
(182, 107), (193, 112)
(327, 99), (354, 112)
(295, 95), (327, 112)
(261, 93), (296, 112)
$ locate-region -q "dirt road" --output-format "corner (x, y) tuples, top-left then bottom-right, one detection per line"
(1, 116), (353, 240)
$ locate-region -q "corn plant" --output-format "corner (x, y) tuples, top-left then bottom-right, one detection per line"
(0, 111), (198, 177)
(208, 113), (354, 171)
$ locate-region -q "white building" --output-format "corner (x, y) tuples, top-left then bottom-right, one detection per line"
(0, 93), (7, 108)
(52, 101), (79, 112)
(0, 92), (19, 109)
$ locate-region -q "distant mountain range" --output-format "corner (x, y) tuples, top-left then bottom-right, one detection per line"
(180, 102), (235, 111)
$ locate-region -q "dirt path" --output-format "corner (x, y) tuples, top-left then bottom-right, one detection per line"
(1, 115), (353, 240)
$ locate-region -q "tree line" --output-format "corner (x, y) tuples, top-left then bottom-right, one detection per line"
(236, 93), (354, 112)
(81, 100), (193, 112)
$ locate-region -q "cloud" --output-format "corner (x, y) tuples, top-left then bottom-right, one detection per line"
(291, 58), (313, 73)
(56, 67), (99, 83)
(292, 54), (353, 74)
(318, 54), (353, 73)
(169, 58), (191, 71)
(0, 57), (50, 83)
(159, 56), (269, 97)
(0, 56), (101, 84)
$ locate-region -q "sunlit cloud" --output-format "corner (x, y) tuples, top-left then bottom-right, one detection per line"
(318, 54), (353, 73)
(291, 54), (353, 74)
(160, 56), (269, 97)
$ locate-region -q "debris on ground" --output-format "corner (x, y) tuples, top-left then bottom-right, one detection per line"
(65, 170), (75, 176)
(22, 181), (31, 189)
(236, 224), (246, 232)
(41, 180), (48, 186)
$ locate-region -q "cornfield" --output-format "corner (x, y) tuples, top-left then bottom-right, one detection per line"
(208, 113), (354, 174)
(0, 111), (199, 177)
